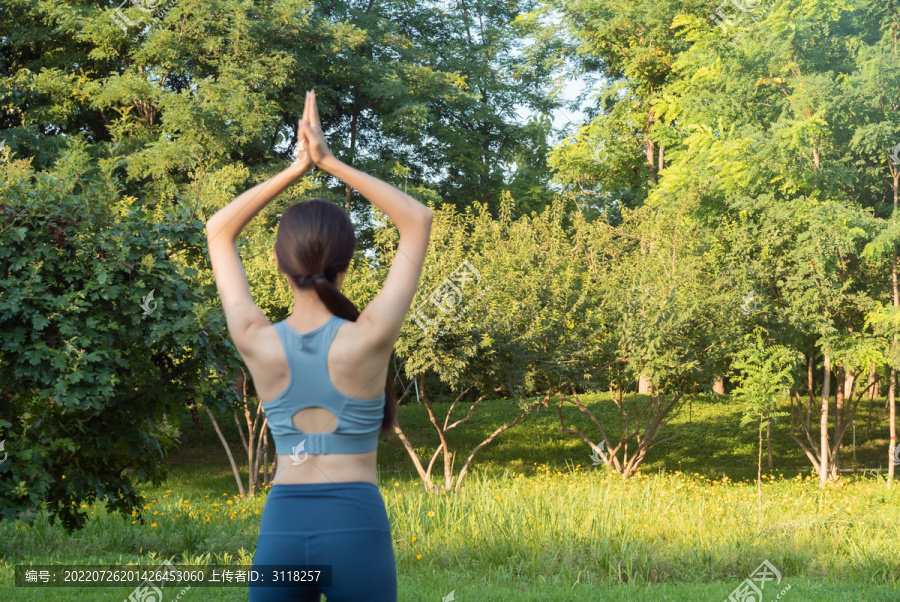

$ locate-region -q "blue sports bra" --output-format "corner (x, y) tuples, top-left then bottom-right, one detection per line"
(260, 315), (385, 455)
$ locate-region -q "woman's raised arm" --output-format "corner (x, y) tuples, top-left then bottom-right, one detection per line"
(300, 91), (434, 351)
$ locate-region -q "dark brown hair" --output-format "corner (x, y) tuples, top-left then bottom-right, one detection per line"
(274, 199), (397, 433)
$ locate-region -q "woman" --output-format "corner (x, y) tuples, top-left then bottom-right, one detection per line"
(205, 90), (434, 601)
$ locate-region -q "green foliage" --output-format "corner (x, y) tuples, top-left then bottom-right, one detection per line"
(0, 0), (558, 236)
(730, 327), (802, 429)
(544, 0), (712, 223)
(0, 141), (241, 533)
(383, 191), (605, 404)
(0, 0), (564, 526)
(381, 187), (736, 408)
(2, 0), (900, 535)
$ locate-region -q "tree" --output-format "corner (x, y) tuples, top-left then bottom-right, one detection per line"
(730, 327), (801, 515)
(385, 192), (608, 491)
(0, 0), (556, 248)
(853, 10), (900, 485)
(0, 0), (562, 519)
(545, 0), (710, 224)
(643, 0), (890, 485)
(555, 188), (739, 478)
(0, 142), (240, 532)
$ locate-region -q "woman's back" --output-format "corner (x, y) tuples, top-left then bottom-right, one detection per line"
(244, 312), (395, 485)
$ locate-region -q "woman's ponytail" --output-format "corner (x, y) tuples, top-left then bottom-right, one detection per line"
(275, 199), (398, 433)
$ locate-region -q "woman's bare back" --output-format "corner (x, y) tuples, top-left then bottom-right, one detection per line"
(242, 314), (391, 485)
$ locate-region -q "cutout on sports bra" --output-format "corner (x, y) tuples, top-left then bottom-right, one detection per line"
(291, 406), (339, 434)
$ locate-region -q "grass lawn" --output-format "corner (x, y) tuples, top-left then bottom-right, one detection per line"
(2, 391), (899, 600)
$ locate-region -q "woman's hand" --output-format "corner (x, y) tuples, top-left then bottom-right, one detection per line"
(298, 90), (334, 167)
(294, 123), (314, 172)
(293, 92), (316, 172)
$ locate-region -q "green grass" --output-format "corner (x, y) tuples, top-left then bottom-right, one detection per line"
(2, 392), (899, 600)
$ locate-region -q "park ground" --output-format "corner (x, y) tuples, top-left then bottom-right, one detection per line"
(2, 392), (899, 600)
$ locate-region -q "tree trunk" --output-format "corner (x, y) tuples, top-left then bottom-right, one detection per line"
(713, 375), (725, 395)
(251, 420), (267, 495)
(835, 362), (844, 462)
(757, 414), (763, 521)
(638, 374), (653, 395)
(812, 133), (821, 168)
(887, 360), (897, 487)
(890, 367), (896, 486)
(393, 423), (439, 493)
(234, 411), (248, 456)
(867, 381), (875, 439)
(237, 367), (258, 495)
(204, 406), (245, 497)
(820, 354), (830, 486)
(418, 372), (454, 491)
(845, 365), (856, 400)
(807, 355), (814, 433)
(866, 364), (878, 438)
(262, 428), (270, 486)
(844, 365), (856, 449)
(644, 109), (657, 182)
(890, 167), (899, 486)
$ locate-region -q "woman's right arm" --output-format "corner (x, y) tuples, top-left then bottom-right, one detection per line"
(324, 155), (434, 350)
(299, 91), (434, 350)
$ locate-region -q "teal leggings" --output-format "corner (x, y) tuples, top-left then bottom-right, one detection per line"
(249, 482), (397, 601)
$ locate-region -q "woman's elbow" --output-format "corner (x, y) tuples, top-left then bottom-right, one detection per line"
(408, 207), (434, 229)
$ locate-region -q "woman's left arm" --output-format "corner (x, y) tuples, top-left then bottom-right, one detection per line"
(204, 163), (311, 357)
(205, 160), (310, 244)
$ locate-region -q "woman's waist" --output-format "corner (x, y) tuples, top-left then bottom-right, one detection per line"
(269, 452), (377, 485)
(258, 478), (390, 534)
